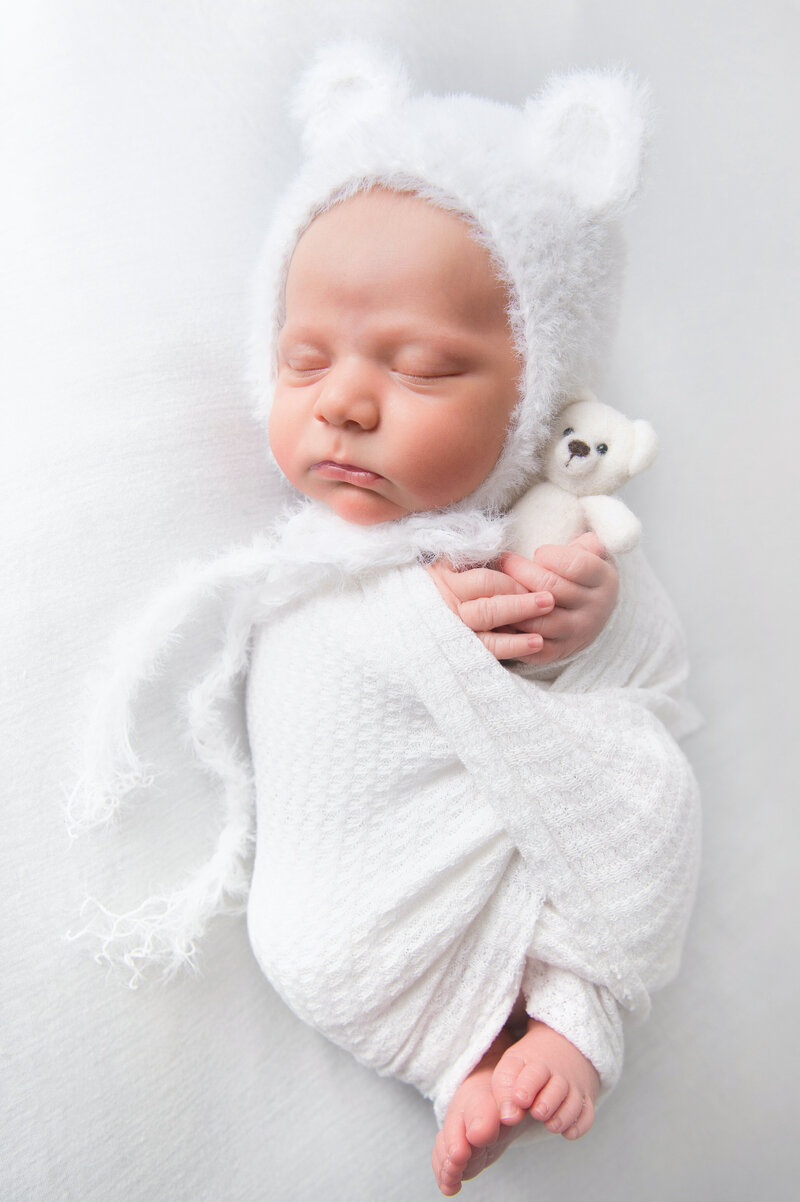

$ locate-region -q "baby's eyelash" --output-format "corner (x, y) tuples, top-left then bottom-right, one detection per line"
(396, 368), (464, 384)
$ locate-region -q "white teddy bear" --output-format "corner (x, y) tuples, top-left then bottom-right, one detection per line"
(509, 391), (658, 557)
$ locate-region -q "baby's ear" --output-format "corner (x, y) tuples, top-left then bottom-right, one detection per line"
(628, 419), (659, 477)
(526, 70), (649, 216)
(292, 39), (411, 155)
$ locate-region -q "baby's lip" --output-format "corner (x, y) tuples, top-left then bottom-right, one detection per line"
(311, 460), (383, 484)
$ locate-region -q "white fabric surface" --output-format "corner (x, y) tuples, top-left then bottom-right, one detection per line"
(3, 2), (799, 1198)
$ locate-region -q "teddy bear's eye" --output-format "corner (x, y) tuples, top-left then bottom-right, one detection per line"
(596, 443), (608, 455)
(563, 427), (574, 437)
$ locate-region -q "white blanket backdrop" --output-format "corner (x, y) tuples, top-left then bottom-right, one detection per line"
(3, 2), (798, 1198)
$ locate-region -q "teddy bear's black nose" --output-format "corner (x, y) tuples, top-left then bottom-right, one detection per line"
(568, 439), (591, 458)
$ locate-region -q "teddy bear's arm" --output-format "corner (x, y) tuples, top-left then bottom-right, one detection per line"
(581, 494), (642, 555)
(508, 481), (587, 559)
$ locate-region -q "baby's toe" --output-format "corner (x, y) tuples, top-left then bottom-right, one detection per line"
(440, 1112), (471, 1170)
(436, 1159), (464, 1197)
(510, 1059), (551, 1112)
(545, 1085), (584, 1134)
(463, 1090), (501, 1147)
(433, 1124), (467, 1196)
(491, 1049), (527, 1123)
(492, 1048), (552, 1123)
(563, 1095), (595, 1141)
(530, 1073), (569, 1123)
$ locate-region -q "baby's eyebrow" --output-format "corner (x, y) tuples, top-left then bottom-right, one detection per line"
(276, 326), (325, 352)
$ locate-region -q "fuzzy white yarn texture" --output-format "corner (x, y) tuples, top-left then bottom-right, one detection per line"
(245, 533), (700, 1121)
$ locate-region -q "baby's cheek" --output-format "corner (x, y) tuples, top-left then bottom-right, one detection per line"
(430, 427), (506, 501)
(267, 402), (300, 482)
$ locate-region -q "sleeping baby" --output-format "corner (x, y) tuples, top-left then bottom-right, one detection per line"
(72, 43), (701, 1197)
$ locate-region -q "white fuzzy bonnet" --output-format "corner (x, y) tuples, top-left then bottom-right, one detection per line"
(251, 40), (649, 514)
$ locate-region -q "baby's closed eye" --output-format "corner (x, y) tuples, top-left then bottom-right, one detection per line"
(280, 348), (330, 379)
(392, 354), (468, 383)
(289, 350), (327, 367)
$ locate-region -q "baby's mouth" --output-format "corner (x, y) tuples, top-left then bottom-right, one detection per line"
(311, 461), (383, 484)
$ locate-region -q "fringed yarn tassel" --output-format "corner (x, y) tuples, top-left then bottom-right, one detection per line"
(66, 539), (276, 835)
(71, 815), (254, 986)
(67, 539), (277, 985)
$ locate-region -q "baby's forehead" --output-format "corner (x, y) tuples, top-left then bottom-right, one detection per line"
(285, 187), (511, 326)
(293, 188), (480, 261)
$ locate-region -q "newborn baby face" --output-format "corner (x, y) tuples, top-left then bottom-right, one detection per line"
(269, 188), (521, 524)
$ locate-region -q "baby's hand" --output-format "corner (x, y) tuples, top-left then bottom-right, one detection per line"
(500, 532), (618, 665)
(427, 532), (618, 666)
(426, 562), (555, 661)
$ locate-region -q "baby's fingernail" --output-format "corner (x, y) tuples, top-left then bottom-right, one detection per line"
(500, 1102), (518, 1121)
(533, 1104), (548, 1119)
(527, 636), (543, 649)
(534, 592), (552, 607)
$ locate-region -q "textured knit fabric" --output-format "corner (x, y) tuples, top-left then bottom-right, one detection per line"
(245, 534), (700, 1120)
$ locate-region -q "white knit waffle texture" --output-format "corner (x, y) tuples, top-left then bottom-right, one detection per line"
(246, 542), (700, 1119)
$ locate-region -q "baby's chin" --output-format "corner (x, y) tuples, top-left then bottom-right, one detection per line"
(316, 485), (413, 526)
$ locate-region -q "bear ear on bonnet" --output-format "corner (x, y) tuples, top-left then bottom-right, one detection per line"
(292, 39), (411, 155)
(527, 70), (650, 216)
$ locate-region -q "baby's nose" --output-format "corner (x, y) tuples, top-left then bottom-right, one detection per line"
(568, 439), (591, 458)
(313, 363), (380, 429)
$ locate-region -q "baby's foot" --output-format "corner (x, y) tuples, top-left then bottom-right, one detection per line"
(491, 1018), (599, 1140)
(432, 1032), (521, 1196)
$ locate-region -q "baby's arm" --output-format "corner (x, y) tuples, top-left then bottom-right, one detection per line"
(427, 533), (618, 665)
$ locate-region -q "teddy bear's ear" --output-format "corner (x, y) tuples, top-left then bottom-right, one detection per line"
(526, 70), (649, 216)
(628, 419), (658, 477)
(292, 40), (411, 156)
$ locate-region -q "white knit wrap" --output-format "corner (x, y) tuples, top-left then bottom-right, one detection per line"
(69, 498), (700, 1114)
(244, 532), (700, 1119)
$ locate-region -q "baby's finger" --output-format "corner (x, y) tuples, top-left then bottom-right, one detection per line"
(458, 590), (553, 632)
(454, 565), (530, 601)
(512, 579), (589, 616)
(498, 552), (563, 596)
(498, 553), (599, 605)
(515, 638), (569, 666)
(512, 609), (577, 639)
(533, 542), (613, 589)
(571, 531), (607, 558)
(478, 631), (544, 660)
